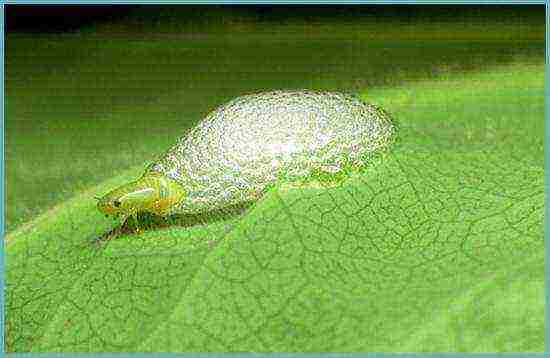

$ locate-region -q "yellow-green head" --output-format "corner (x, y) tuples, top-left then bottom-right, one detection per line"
(97, 172), (186, 219)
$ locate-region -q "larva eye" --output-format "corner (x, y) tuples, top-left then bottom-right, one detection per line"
(113, 200), (121, 208)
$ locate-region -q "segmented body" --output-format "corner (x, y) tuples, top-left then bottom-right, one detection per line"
(147, 90), (396, 215)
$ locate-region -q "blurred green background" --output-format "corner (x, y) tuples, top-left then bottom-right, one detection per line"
(5, 5), (544, 233)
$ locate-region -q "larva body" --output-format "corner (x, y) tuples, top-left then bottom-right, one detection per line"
(98, 90), (396, 222)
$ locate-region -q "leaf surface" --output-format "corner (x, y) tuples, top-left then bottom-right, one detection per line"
(6, 62), (544, 352)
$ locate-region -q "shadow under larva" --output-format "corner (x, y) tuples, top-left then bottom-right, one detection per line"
(93, 200), (256, 243)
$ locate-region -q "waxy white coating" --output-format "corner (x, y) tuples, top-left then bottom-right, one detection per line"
(147, 90), (396, 214)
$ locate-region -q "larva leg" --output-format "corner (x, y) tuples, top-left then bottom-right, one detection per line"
(131, 212), (141, 234)
(118, 213), (140, 235)
(120, 214), (129, 228)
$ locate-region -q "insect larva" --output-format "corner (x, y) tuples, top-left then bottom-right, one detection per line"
(97, 89), (396, 229)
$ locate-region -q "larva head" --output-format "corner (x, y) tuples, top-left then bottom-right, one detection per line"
(97, 172), (186, 218)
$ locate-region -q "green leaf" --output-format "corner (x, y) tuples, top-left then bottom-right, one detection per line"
(6, 62), (544, 352)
